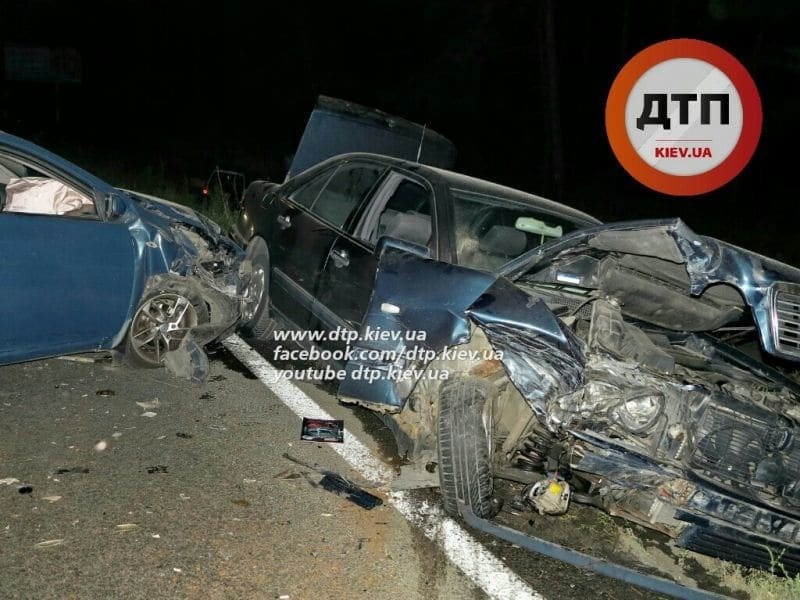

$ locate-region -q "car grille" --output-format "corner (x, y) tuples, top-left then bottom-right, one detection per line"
(691, 399), (797, 501)
(772, 282), (800, 358)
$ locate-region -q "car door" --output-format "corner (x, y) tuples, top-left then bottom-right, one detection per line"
(267, 165), (339, 330)
(268, 160), (386, 332)
(335, 182), (590, 410)
(0, 168), (135, 363)
(312, 170), (437, 355)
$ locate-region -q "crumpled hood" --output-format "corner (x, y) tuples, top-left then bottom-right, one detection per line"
(504, 218), (800, 287)
(500, 219), (800, 295)
(504, 218), (800, 362)
(121, 189), (224, 245)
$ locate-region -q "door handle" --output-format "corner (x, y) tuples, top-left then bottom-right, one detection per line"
(277, 214), (291, 229)
(331, 248), (350, 268)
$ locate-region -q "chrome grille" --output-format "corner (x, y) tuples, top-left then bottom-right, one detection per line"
(773, 283), (800, 357)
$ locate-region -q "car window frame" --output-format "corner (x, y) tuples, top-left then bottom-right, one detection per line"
(0, 151), (102, 221)
(345, 166), (438, 256)
(282, 157), (388, 235)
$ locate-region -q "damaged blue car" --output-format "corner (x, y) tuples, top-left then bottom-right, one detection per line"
(234, 97), (800, 576)
(0, 131), (268, 379)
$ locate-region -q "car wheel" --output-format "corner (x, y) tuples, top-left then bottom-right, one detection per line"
(437, 376), (497, 518)
(239, 239), (277, 339)
(125, 285), (209, 368)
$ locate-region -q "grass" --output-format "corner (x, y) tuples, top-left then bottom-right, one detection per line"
(705, 557), (800, 599)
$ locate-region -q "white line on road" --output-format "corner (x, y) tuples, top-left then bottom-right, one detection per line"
(223, 335), (392, 484)
(223, 334), (543, 600)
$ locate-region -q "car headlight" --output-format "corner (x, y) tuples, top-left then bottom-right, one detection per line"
(609, 389), (664, 434)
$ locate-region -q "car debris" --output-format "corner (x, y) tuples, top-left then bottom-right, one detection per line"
(135, 399), (160, 410)
(34, 539), (65, 548)
(300, 418), (344, 443)
(525, 478), (570, 516)
(282, 452), (383, 509)
(319, 473), (383, 510)
(54, 467), (89, 475)
(56, 354), (111, 364)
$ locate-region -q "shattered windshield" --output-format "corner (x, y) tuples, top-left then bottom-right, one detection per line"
(451, 188), (581, 272)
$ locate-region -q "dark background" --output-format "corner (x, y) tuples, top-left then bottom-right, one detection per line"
(1, 0), (798, 259)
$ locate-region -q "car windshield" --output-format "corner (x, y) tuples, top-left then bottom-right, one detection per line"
(451, 188), (582, 272)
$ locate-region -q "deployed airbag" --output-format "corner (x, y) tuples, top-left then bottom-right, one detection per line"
(4, 177), (93, 215)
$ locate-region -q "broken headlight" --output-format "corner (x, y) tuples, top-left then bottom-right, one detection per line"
(609, 389), (664, 434)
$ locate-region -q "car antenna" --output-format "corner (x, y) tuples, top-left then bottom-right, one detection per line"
(416, 124), (427, 163)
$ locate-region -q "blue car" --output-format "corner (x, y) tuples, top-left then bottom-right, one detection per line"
(0, 131), (268, 379)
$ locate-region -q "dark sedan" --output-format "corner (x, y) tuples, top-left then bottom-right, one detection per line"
(233, 143), (800, 576)
(231, 152), (599, 341)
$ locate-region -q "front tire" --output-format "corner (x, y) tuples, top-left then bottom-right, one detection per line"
(125, 283), (209, 368)
(239, 238), (276, 339)
(437, 377), (496, 518)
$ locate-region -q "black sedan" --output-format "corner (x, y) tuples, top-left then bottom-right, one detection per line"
(233, 151), (800, 576)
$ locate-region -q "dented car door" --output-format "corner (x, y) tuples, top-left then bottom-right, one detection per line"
(0, 210), (135, 363)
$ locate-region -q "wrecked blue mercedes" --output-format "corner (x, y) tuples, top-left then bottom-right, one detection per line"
(338, 218), (800, 576)
(235, 96), (800, 575)
(0, 131), (269, 379)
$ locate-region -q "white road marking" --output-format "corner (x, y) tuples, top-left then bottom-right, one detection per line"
(223, 335), (392, 484)
(223, 334), (543, 600)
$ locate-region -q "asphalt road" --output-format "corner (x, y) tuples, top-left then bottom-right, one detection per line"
(0, 349), (487, 599)
(0, 339), (742, 600)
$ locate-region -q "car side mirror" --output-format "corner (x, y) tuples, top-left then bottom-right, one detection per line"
(104, 192), (127, 219)
(376, 235), (431, 259)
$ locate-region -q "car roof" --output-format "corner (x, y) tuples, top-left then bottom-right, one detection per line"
(326, 152), (602, 226)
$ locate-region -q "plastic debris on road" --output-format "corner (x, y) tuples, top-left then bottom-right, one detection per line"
(35, 539), (65, 548)
(136, 398), (160, 410)
(319, 474), (383, 510)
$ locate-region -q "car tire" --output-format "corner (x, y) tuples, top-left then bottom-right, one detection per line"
(437, 376), (497, 518)
(239, 238), (277, 340)
(124, 282), (210, 368)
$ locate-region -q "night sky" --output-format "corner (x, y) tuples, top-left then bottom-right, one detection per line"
(2, 0), (799, 260)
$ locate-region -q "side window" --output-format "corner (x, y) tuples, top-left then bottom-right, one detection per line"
(0, 155), (96, 217)
(452, 190), (577, 272)
(373, 179), (432, 246)
(353, 173), (434, 248)
(288, 169), (333, 208)
(309, 163), (384, 229)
